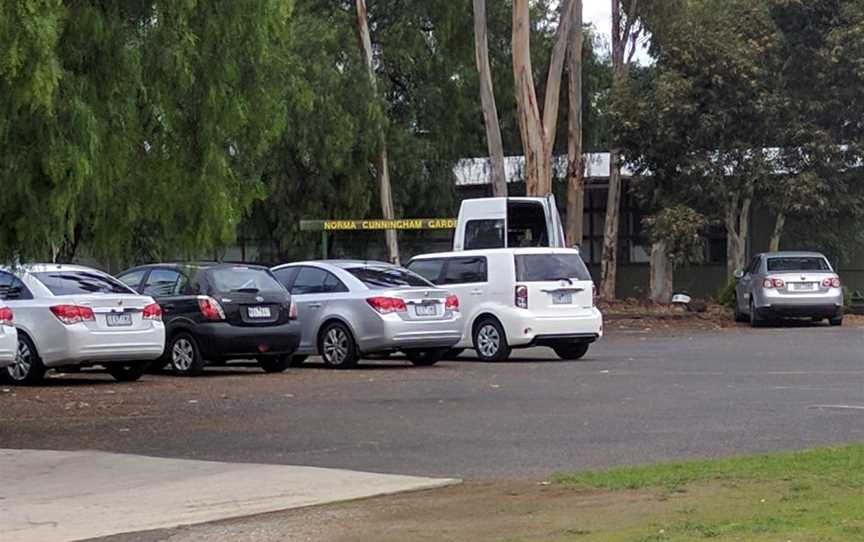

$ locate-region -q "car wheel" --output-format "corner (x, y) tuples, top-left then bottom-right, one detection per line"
(552, 343), (590, 360)
(106, 363), (146, 382)
(4, 334), (46, 385)
(288, 355), (308, 367)
(258, 356), (290, 373)
(473, 318), (511, 362)
(168, 332), (205, 376)
(318, 322), (358, 369)
(830, 316), (843, 327)
(406, 349), (447, 367)
(749, 299), (765, 328)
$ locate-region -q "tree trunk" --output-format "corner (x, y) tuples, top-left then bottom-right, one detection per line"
(649, 241), (673, 304)
(769, 211), (785, 252)
(473, 0), (507, 198)
(725, 193), (751, 277)
(356, 0), (399, 263)
(565, 0), (584, 248)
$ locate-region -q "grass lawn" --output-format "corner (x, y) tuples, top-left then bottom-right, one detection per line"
(545, 444), (864, 541)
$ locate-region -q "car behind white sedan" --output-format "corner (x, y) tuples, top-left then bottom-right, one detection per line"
(0, 264), (165, 384)
(0, 301), (17, 369)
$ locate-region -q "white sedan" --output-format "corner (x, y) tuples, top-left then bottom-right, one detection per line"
(0, 264), (165, 384)
(0, 301), (16, 369)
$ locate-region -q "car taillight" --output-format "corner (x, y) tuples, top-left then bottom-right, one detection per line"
(0, 307), (13, 326)
(515, 285), (528, 309)
(289, 299), (298, 319)
(366, 297), (407, 314)
(822, 277), (841, 288)
(592, 283), (598, 307)
(445, 295), (459, 312)
(762, 277), (785, 289)
(143, 303), (162, 321)
(50, 305), (96, 325)
(197, 296), (226, 321)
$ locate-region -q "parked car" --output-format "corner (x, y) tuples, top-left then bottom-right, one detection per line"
(0, 301), (17, 370)
(0, 264), (165, 384)
(270, 261), (462, 368)
(116, 263), (301, 375)
(407, 248), (603, 361)
(734, 251), (844, 327)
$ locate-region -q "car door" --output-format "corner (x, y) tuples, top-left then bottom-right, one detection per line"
(737, 256), (760, 311)
(440, 256), (488, 328)
(139, 267), (196, 330)
(285, 266), (332, 353)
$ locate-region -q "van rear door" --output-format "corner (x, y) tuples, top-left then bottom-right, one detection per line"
(454, 196), (567, 251)
(514, 252), (594, 316)
(454, 198), (507, 251)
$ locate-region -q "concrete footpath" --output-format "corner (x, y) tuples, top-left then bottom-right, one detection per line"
(0, 449), (459, 542)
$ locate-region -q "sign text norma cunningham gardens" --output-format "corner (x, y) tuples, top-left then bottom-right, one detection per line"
(300, 219), (457, 231)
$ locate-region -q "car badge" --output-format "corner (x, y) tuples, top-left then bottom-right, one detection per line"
(118, 300), (123, 306)
(256, 296), (264, 303)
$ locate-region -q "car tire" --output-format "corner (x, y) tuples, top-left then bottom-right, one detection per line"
(288, 355), (308, 367)
(168, 332), (205, 376)
(552, 343), (590, 360)
(318, 322), (358, 369)
(473, 318), (511, 362)
(106, 363), (146, 382)
(406, 349), (446, 367)
(258, 356), (290, 373)
(830, 316), (843, 327)
(4, 334), (46, 385)
(749, 299), (765, 328)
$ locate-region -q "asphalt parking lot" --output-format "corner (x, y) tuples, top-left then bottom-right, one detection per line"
(3, 324), (863, 480)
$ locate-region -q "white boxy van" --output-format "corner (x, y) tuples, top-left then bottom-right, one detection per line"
(407, 248), (602, 361)
(453, 194), (567, 251)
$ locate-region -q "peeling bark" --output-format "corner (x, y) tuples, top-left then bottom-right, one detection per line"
(473, 0), (507, 197)
(649, 241), (673, 304)
(769, 211), (785, 252)
(565, 0), (584, 249)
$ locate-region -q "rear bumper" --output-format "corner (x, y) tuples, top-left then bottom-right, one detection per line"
(41, 323), (166, 367)
(196, 321), (301, 359)
(503, 307), (604, 348)
(0, 325), (16, 368)
(755, 289), (843, 318)
(357, 314), (463, 353)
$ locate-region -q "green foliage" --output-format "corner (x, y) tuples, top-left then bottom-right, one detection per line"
(716, 279), (738, 309)
(643, 205), (706, 269)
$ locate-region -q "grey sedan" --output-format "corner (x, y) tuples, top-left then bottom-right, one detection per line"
(271, 261), (463, 368)
(734, 251), (844, 327)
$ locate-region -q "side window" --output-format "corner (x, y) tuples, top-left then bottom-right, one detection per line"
(442, 257), (488, 285)
(118, 269), (146, 290)
(290, 267), (328, 295)
(465, 219), (504, 250)
(142, 269), (181, 297)
(174, 273), (190, 295)
(747, 257), (761, 275)
(272, 267), (300, 290)
(322, 272), (348, 293)
(407, 259), (445, 284)
(0, 272), (32, 300)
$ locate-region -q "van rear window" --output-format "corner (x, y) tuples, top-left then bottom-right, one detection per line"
(514, 254), (591, 282)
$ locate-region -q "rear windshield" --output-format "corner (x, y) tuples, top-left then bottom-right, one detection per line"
(766, 257), (830, 272)
(207, 267), (284, 293)
(347, 266), (433, 289)
(34, 271), (134, 295)
(514, 254), (592, 282)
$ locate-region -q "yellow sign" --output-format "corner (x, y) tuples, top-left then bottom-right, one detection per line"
(301, 219), (457, 231)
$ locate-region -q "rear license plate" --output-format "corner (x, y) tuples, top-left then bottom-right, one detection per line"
(793, 283), (816, 291)
(416, 303), (437, 316)
(106, 313), (133, 327)
(248, 306), (272, 319)
(552, 292), (573, 305)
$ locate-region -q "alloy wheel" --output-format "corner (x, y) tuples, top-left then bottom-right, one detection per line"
(477, 324), (500, 358)
(8, 339), (31, 381)
(322, 328), (349, 366)
(172, 338), (195, 372)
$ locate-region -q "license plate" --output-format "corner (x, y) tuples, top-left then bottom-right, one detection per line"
(416, 303), (437, 316)
(106, 313), (133, 327)
(248, 306), (272, 319)
(793, 283), (815, 291)
(552, 292), (573, 305)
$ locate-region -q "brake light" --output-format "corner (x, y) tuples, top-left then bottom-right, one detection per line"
(366, 297), (407, 314)
(143, 303), (162, 321)
(50, 305), (96, 325)
(762, 277), (785, 289)
(197, 296), (226, 321)
(445, 295), (459, 312)
(515, 285), (528, 309)
(289, 299), (298, 319)
(822, 277), (841, 288)
(0, 307), (13, 326)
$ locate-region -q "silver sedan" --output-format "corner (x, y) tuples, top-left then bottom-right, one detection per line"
(271, 261), (463, 368)
(0, 301), (16, 369)
(734, 251), (844, 327)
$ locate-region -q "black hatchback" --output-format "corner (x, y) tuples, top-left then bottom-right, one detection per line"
(116, 263), (301, 375)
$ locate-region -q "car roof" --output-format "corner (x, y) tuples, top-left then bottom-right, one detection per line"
(123, 262), (266, 272)
(1, 263), (107, 274)
(409, 247), (583, 260)
(273, 260), (397, 270)
(759, 251), (827, 259)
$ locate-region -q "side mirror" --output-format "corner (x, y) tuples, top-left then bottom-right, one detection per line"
(733, 270), (744, 280)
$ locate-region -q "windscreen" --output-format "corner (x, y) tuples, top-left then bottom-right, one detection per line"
(514, 254), (592, 282)
(766, 257), (830, 272)
(34, 271), (134, 295)
(208, 267), (284, 293)
(347, 266), (433, 289)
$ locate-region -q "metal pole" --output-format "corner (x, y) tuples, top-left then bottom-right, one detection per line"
(321, 231), (328, 260)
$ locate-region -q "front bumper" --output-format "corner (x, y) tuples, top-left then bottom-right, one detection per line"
(503, 307), (604, 348)
(0, 325), (16, 369)
(358, 314), (463, 353)
(42, 323), (166, 368)
(196, 321), (301, 359)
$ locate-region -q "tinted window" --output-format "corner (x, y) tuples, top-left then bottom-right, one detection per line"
(514, 254), (591, 282)
(291, 267), (328, 294)
(465, 219), (504, 250)
(347, 266), (433, 289)
(33, 271), (134, 295)
(767, 257), (830, 272)
(322, 272), (348, 293)
(407, 259), (445, 284)
(272, 267), (300, 289)
(142, 269), (181, 297)
(746, 257), (760, 275)
(118, 269), (146, 290)
(207, 266), (284, 293)
(442, 257), (487, 284)
(0, 272), (32, 300)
